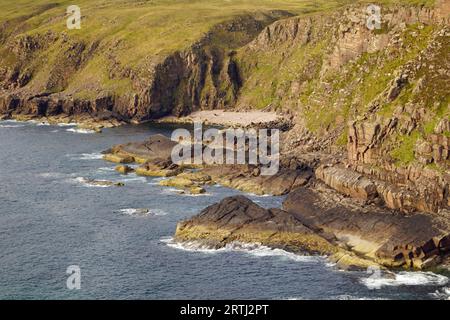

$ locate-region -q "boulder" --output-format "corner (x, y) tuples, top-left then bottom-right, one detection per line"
(108, 134), (177, 163)
(315, 165), (378, 200)
(159, 177), (194, 188)
(115, 165), (134, 174)
(103, 154), (135, 164)
(135, 158), (182, 177)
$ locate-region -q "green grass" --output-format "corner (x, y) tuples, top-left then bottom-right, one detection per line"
(390, 131), (421, 165)
(0, 0), (359, 98)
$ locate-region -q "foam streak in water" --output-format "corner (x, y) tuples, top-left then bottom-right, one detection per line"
(66, 128), (96, 134)
(161, 237), (319, 262)
(360, 271), (448, 289)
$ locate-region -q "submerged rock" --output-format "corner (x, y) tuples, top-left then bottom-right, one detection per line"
(81, 178), (125, 187)
(115, 165), (134, 174)
(188, 186), (206, 194)
(103, 154), (135, 164)
(135, 158), (182, 177)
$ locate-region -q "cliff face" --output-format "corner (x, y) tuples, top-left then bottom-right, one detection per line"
(231, 2), (449, 214)
(0, 2), (449, 214)
(0, 10), (290, 122)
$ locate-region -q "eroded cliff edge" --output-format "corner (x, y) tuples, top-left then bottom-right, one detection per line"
(2, 2), (449, 268)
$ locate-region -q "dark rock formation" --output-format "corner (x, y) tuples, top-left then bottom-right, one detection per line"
(283, 187), (450, 269)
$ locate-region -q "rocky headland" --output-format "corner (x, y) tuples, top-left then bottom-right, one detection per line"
(1, 1), (449, 270)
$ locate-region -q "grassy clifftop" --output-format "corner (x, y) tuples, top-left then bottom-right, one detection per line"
(0, 0), (437, 97)
(0, 0), (356, 98)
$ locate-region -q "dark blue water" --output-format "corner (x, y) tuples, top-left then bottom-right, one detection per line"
(0, 120), (449, 300)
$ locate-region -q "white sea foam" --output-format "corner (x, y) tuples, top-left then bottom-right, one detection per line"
(0, 124), (26, 128)
(161, 237), (319, 262)
(180, 192), (211, 197)
(160, 188), (183, 194)
(159, 187), (211, 196)
(38, 172), (67, 179)
(119, 175), (147, 183)
(57, 123), (76, 127)
(72, 177), (110, 188)
(120, 208), (168, 217)
(147, 177), (166, 185)
(66, 128), (96, 134)
(97, 167), (115, 172)
(360, 271), (448, 289)
(429, 287), (450, 300)
(70, 153), (104, 160)
(333, 295), (388, 300)
(284, 295), (387, 300)
(247, 193), (271, 198)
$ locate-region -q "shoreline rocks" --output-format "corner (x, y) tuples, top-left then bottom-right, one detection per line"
(174, 191), (450, 270)
(174, 195), (379, 270)
(79, 178), (125, 187)
(102, 133), (450, 270)
(0, 113), (125, 133)
(283, 187), (450, 269)
(115, 165), (134, 174)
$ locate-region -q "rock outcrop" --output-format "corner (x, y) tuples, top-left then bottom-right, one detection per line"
(175, 195), (380, 269)
(174, 193), (450, 270)
(283, 187), (450, 269)
(103, 133), (313, 195)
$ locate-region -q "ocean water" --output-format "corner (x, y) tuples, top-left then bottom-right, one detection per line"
(0, 119), (449, 300)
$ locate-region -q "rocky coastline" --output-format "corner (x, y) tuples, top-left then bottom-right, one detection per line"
(1, 2), (449, 270)
(99, 133), (450, 270)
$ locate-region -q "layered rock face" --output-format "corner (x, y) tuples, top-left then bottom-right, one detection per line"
(240, 3), (449, 215)
(175, 193), (450, 269)
(175, 195), (379, 269)
(283, 187), (450, 269)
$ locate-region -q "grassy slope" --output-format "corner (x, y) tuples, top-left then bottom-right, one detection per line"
(0, 0), (355, 96)
(0, 1), (436, 95)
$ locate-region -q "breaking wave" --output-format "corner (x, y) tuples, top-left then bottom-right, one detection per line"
(161, 237), (320, 262)
(0, 124), (26, 128)
(72, 177), (111, 188)
(429, 287), (450, 300)
(119, 208), (168, 217)
(69, 153), (104, 160)
(360, 271), (448, 289)
(66, 128), (96, 134)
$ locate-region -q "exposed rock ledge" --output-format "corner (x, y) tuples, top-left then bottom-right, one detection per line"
(174, 195), (378, 270)
(102, 134), (312, 195)
(175, 192), (450, 270)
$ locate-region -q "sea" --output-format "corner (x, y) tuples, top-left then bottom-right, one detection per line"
(0, 119), (449, 300)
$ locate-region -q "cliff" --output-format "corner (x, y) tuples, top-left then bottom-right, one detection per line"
(1, 1), (449, 218)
